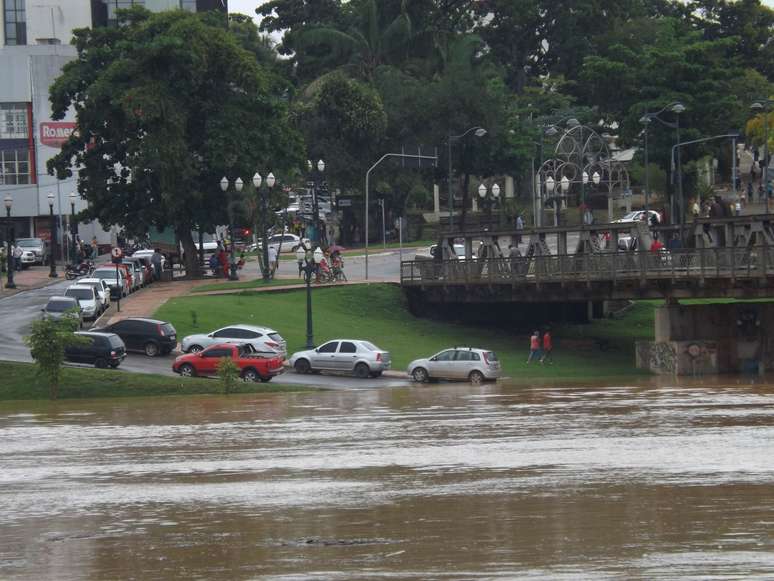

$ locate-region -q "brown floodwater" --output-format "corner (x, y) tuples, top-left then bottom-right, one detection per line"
(2, 378), (774, 580)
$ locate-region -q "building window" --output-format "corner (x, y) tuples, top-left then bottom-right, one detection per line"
(0, 149), (30, 185)
(3, 0), (27, 45)
(91, 0), (145, 27)
(0, 104), (28, 139)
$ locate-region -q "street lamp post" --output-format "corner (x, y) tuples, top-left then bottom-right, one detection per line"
(4, 195), (15, 289)
(639, 115), (651, 215)
(69, 192), (78, 264)
(47, 193), (58, 278)
(307, 159), (325, 245)
(296, 245), (323, 349)
(219, 176), (243, 280)
(448, 126), (487, 229)
(751, 100), (773, 214)
(253, 171), (277, 282)
(477, 183), (501, 227)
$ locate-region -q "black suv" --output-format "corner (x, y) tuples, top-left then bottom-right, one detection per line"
(65, 332), (127, 368)
(96, 317), (177, 357)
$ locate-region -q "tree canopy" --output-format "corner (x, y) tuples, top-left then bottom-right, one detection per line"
(48, 7), (303, 274)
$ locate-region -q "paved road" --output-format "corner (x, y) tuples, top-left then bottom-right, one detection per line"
(0, 277), (411, 390)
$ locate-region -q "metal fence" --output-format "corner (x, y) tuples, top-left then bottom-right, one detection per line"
(401, 248), (774, 286)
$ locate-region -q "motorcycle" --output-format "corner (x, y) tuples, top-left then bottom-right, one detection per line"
(64, 260), (94, 280)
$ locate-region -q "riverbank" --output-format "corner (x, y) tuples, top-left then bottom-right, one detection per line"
(155, 284), (654, 378)
(0, 361), (313, 401)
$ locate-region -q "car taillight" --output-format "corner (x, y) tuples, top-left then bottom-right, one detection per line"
(265, 341), (279, 348)
(110, 350), (117, 357)
(376, 353), (382, 362)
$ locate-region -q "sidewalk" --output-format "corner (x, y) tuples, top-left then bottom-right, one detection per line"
(0, 266), (61, 298)
(100, 277), (208, 325)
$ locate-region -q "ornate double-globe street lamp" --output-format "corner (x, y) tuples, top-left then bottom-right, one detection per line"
(296, 245), (324, 349)
(253, 171), (277, 282)
(47, 193), (58, 278)
(219, 176), (243, 280)
(4, 195), (15, 289)
(477, 182), (501, 226)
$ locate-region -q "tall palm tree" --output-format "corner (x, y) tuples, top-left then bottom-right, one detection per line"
(298, 0), (412, 84)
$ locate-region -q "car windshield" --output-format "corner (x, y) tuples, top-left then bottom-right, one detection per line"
(17, 239), (40, 247)
(46, 300), (75, 312)
(65, 289), (93, 301)
(268, 333), (283, 342)
(361, 341), (379, 351)
(621, 212), (641, 221)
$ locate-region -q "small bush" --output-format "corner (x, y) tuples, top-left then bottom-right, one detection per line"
(24, 313), (86, 399)
(216, 356), (240, 394)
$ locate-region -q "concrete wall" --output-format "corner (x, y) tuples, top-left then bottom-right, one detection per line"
(639, 302), (774, 375)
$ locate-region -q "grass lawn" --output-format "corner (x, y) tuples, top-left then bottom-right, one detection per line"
(0, 361), (312, 401)
(192, 277), (305, 293)
(156, 284), (657, 379)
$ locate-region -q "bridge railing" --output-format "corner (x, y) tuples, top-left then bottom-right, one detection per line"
(401, 247), (774, 286)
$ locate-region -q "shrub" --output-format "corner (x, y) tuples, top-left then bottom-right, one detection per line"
(24, 313), (86, 399)
(216, 356), (240, 394)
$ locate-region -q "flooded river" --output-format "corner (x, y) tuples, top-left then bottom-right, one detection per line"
(2, 379), (774, 579)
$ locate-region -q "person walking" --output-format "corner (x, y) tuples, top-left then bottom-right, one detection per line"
(267, 245), (278, 279)
(12, 243), (22, 271)
(151, 248), (163, 281)
(527, 331), (542, 364)
(540, 329), (553, 365)
(515, 214), (524, 244)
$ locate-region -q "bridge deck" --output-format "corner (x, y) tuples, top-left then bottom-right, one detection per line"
(401, 248), (774, 302)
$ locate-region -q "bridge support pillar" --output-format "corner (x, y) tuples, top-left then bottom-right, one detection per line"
(637, 302), (774, 375)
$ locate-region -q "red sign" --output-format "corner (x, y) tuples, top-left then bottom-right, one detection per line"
(40, 122), (77, 147)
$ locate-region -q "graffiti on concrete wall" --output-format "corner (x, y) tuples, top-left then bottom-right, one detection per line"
(648, 342), (677, 374)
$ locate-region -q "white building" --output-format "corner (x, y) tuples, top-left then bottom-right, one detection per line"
(0, 0), (226, 249)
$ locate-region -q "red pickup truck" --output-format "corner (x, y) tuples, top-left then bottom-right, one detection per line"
(172, 343), (284, 382)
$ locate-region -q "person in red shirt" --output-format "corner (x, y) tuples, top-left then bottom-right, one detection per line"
(540, 330), (553, 365)
(527, 331), (542, 364)
(650, 236), (664, 253)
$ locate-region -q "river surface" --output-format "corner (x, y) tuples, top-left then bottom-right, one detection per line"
(2, 378), (774, 580)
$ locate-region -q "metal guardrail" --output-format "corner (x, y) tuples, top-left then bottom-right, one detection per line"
(401, 248), (774, 286)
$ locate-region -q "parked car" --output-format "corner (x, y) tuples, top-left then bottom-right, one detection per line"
(91, 267), (129, 299)
(15, 238), (47, 265)
(289, 339), (391, 378)
(99, 263), (134, 293)
(42, 296), (82, 328)
(428, 243), (475, 260)
(132, 249), (166, 269)
(122, 258), (145, 288)
(256, 234), (309, 253)
(612, 210), (661, 225)
(64, 331), (126, 368)
(95, 317), (177, 357)
(64, 284), (100, 321)
(407, 347), (501, 384)
(78, 277), (112, 313)
(172, 342), (284, 382)
(17, 248), (36, 268)
(181, 324), (287, 357)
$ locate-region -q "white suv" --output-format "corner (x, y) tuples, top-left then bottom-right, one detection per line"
(408, 347), (501, 384)
(181, 324), (287, 357)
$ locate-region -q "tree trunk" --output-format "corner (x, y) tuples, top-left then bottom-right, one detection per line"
(178, 227), (201, 278)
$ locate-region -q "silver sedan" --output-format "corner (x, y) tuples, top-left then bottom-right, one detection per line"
(289, 339), (391, 379)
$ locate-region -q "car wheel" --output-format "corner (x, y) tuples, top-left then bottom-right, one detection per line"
(412, 367), (429, 383)
(179, 363), (196, 377)
(242, 367), (259, 382)
(144, 342), (160, 357)
(294, 358), (311, 374)
(187, 344), (203, 354)
(354, 363), (370, 379)
(468, 370), (485, 384)
(94, 357), (108, 369)
(369, 371), (383, 378)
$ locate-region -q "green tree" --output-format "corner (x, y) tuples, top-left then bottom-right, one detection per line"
(48, 8), (304, 277)
(25, 315), (85, 400)
(216, 356), (240, 394)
